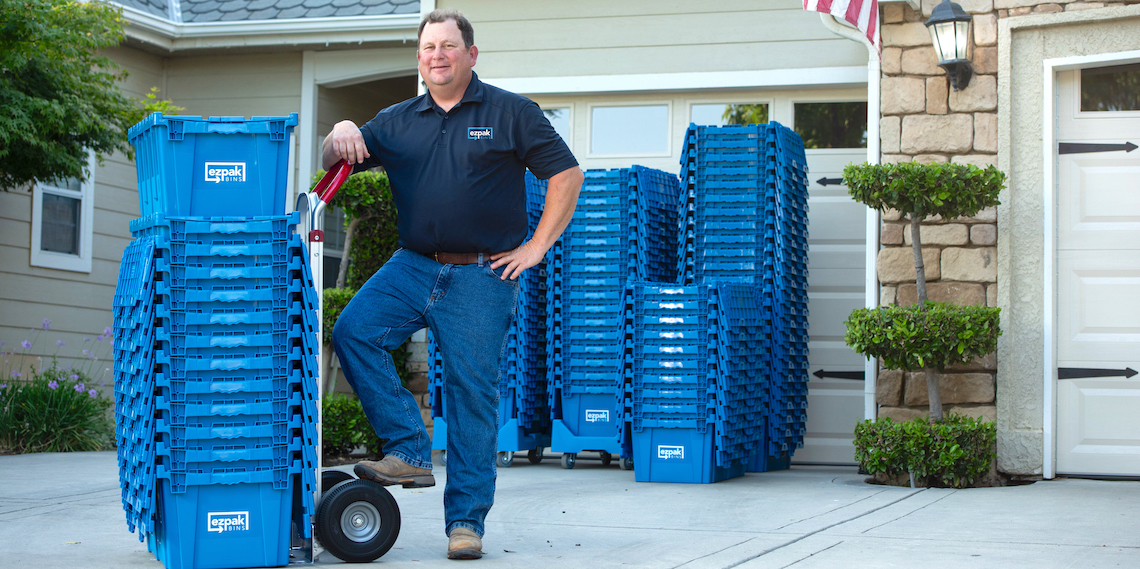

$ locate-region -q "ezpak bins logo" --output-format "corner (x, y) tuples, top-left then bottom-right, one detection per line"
(206, 511), (250, 533)
(467, 127), (493, 140)
(204, 162), (247, 183)
(585, 409), (610, 423)
(657, 445), (685, 460)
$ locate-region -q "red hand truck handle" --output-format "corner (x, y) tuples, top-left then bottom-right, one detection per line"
(313, 159), (352, 204)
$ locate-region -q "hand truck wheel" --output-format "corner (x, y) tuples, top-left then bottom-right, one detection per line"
(321, 469), (355, 493)
(316, 479), (401, 563)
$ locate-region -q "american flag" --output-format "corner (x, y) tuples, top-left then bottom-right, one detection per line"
(804, 0), (881, 55)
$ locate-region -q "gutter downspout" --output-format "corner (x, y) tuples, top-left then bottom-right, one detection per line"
(818, 12), (882, 422)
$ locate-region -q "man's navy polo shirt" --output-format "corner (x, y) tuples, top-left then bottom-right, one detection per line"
(356, 73), (579, 255)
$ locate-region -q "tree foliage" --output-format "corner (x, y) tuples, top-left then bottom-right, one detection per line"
(843, 161), (1005, 220)
(721, 104), (769, 126)
(0, 0), (138, 190)
(844, 301), (1001, 372)
(310, 168), (399, 289)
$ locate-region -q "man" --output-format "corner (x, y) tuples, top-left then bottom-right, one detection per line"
(324, 8), (583, 561)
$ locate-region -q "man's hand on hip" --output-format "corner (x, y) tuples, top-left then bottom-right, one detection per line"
(490, 240), (547, 281)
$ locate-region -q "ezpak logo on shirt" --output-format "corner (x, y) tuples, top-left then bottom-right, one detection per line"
(205, 162), (246, 183)
(658, 445), (685, 460)
(206, 511), (249, 533)
(468, 127), (493, 140)
(585, 409), (610, 423)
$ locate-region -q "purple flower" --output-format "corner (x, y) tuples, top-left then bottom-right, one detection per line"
(56, 340), (65, 347)
(69, 374), (79, 381)
(104, 326), (112, 336)
(84, 338), (91, 343)
(88, 389), (97, 398)
(0, 384), (7, 389)
(82, 349), (89, 356)
(20, 340), (31, 350)
(10, 371), (20, 379)
(42, 319), (51, 330)
(73, 383), (85, 393)
(48, 380), (59, 390)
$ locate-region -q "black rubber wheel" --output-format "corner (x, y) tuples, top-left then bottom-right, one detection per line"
(560, 453), (576, 469)
(321, 469), (355, 493)
(438, 450), (447, 467)
(619, 457), (634, 471)
(316, 479), (401, 563)
(599, 452), (612, 466)
(497, 451), (514, 468)
(527, 448), (543, 464)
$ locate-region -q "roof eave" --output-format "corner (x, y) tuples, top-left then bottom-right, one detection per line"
(121, 6), (420, 52)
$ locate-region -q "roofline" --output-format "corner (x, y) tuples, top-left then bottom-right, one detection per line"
(121, 5), (420, 52)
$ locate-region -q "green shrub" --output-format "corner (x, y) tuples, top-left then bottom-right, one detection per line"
(844, 302), (1001, 372)
(843, 161), (1004, 220)
(321, 393), (385, 457)
(854, 414), (996, 488)
(322, 287), (358, 341)
(0, 363), (113, 453)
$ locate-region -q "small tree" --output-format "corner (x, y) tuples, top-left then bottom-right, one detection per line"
(842, 162), (1005, 420)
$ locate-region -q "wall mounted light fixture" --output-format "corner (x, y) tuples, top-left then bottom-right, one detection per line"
(925, 0), (974, 91)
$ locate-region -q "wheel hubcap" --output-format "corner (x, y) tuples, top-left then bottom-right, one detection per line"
(341, 500), (382, 543)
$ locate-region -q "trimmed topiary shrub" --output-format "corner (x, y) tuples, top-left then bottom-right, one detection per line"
(854, 414), (996, 488)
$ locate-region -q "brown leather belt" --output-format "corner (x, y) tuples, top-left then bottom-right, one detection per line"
(426, 251), (483, 265)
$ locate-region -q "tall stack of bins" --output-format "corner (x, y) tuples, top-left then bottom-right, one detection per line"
(624, 282), (767, 483)
(546, 167), (679, 464)
(669, 121), (810, 476)
(114, 113), (318, 569)
(429, 172), (552, 460)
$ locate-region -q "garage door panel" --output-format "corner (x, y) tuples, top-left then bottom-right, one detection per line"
(1057, 380), (1140, 474)
(805, 198), (868, 242)
(808, 340), (866, 368)
(1059, 156), (1140, 248)
(807, 294), (864, 337)
(796, 382), (865, 464)
(1057, 252), (1140, 364)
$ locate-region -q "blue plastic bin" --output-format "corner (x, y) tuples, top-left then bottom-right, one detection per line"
(128, 113), (298, 218)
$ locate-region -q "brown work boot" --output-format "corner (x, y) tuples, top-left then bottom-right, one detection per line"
(353, 455), (435, 488)
(447, 527), (483, 560)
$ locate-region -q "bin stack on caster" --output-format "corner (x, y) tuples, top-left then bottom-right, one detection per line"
(430, 172), (553, 468)
(545, 167), (679, 470)
(114, 113), (320, 569)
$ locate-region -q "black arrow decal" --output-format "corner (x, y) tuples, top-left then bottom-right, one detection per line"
(1058, 142), (1137, 155)
(816, 177), (845, 187)
(1058, 367), (1137, 380)
(813, 370), (865, 380)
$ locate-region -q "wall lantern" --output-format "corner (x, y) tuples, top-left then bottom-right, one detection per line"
(925, 0), (973, 91)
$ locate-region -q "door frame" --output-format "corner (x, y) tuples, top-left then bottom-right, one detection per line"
(1041, 48), (1140, 479)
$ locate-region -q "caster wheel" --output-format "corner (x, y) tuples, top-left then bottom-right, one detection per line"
(600, 452), (612, 466)
(560, 453), (577, 469)
(321, 469), (355, 493)
(438, 450), (447, 467)
(619, 457), (634, 471)
(315, 479), (401, 563)
(527, 448), (543, 464)
(497, 451), (514, 468)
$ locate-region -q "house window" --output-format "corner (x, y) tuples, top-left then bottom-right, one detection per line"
(31, 153), (95, 273)
(1081, 63), (1140, 112)
(691, 103), (769, 127)
(793, 102), (868, 149)
(590, 104), (669, 156)
(322, 206), (347, 289)
(543, 107), (571, 145)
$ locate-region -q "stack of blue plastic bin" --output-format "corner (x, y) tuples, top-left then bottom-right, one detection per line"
(672, 121), (811, 474)
(114, 113), (317, 569)
(623, 281), (767, 483)
(547, 167), (680, 465)
(429, 172), (552, 461)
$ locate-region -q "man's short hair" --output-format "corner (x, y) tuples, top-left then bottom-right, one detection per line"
(418, 9), (474, 49)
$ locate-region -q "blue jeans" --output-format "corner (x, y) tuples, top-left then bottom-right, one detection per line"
(331, 248), (519, 538)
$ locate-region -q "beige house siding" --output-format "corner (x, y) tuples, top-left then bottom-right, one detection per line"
(445, 0), (868, 78)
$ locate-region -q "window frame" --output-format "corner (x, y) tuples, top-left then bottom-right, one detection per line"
(587, 101), (673, 158)
(539, 104), (573, 149)
(687, 100), (774, 127)
(1075, 61), (1140, 117)
(30, 153), (96, 273)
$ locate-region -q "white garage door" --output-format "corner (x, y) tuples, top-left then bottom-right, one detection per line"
(794, 148), (868, 465)
(1055, 67), (1140, 477)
